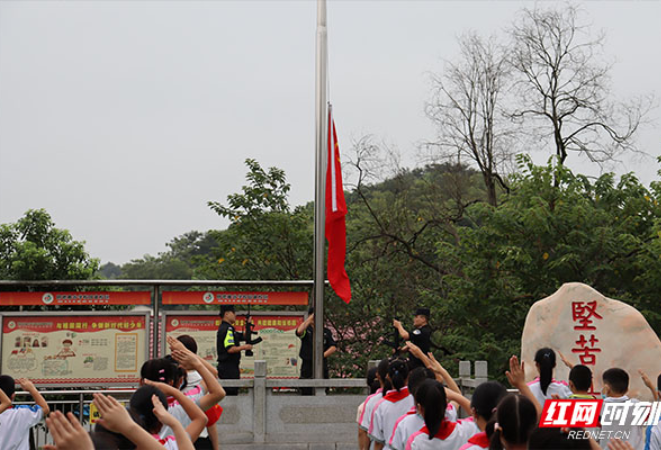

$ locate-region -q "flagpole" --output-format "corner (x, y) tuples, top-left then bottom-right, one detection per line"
(313, 0), (328, 384)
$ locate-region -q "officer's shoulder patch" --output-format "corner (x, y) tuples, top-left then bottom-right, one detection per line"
(413, 329), (422, 335)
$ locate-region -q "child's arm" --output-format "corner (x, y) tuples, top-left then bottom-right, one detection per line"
(17, 377), (50, 416)
(92, 394), (166, 450)
(557, 350), (575, 370)
(173, 348), (225, 411)
(43, 411), (94, 450)
(0, 385), (12, 414)
(639, 369), (659, 401)
(144, 380), (207, 441)
(426, 352), (462, 395)
(445, 387), (472, 415)
(168, 336), (219, 378)
(152, 395), (195, 450)
(506, 355), (542, 418)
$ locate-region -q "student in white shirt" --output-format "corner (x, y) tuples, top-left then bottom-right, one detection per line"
(140, 348), (225, 441)
(527, 348), (572, 407)
(600, 368), (644, 450)
(360, 359), (392, 449)
(89, 391), (193, 450)
(404, 379), (475, 450)
(0, 375), (50, 450)
(370, 359), (413, 450)
(388, 367), (437, 450)
(457, 381), (508, 450)
(132, 384), (206, 450)
(487, 394), (537, 450)
(174, 334), (223, 450)
(358, 367), (380, 449)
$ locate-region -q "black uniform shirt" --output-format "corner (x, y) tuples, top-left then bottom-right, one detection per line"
(217, 320), (240, 365)
(298, 327), (336, 361)
(409, 324), (432, 367)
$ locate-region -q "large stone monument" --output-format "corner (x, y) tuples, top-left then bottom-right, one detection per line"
(521, 282), (661, 401)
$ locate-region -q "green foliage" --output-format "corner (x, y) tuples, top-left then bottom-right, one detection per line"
(433, 155), (661, 380)
(0, 209), (98, 281)
(118, 231), (218, 280)
(203, 159), (312, 280)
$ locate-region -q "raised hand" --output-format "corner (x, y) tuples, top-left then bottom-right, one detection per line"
(92, 393), (134, 434)
(167, 335), (186, 353)
(171, 348), (199, 371)
(505, 355), (526, 389)
(44, 411), (93, 450)
(151, 394), (177, 428)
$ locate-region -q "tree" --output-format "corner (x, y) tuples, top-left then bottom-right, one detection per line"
(118, 231), (218, 280)
(434, 156), (661, 380)
(509, 5), (652, 166)
(426, 32), (512, 206)
(0, 209), (99, 281)
(205, 159), (312, 280)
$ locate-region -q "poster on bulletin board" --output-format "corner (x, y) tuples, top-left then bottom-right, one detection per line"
(0, 312), (150, 387)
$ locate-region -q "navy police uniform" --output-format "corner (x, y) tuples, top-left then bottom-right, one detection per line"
(217, 305), (241, 396)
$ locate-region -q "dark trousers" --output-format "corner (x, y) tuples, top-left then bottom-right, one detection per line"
(194, 437), (214, 450)
(218, 361), (240, 396)
(300, 359), (328, 395)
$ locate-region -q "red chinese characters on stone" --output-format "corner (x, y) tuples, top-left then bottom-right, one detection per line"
(570, 301), (603, 366)
(571, 334), (602, 365)
(571, 301), (603, 330)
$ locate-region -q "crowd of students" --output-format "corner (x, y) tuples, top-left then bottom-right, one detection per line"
(0, 335), (225, 450)
(2, 339), (661, 450)
(358, 343), (661, 450)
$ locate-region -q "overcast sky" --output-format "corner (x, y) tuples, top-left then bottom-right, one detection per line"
(1, 1), (659, 265)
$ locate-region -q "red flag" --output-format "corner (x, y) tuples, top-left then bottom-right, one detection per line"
(325, 107), (351, 303)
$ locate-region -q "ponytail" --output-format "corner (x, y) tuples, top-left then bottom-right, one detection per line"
(471, 381), (507, 423)
(488, 394), (536, 450)
(415, 379), (447, 440)
(388, 359), (409, 392)
(377, 359), (392, 396)
(534, 348), (556, 395)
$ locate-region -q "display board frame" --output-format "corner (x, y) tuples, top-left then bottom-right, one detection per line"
(0, 311), (151, 388)
(160, 310), (305, 379)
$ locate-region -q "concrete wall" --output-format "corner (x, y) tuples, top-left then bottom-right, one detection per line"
(216, 360), (488, 450)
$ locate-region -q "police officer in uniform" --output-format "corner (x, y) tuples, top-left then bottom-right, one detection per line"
(216, 305), (252, 396)
(296, 308), (337, 395)
(393, 307), (432, 369)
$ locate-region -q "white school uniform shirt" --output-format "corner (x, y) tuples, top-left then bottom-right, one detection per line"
(158, 386), (205, 440)
(645, 420), (661, 450)
(527, 377), (572, 407)
(599, 396), (644, 450)
(458, 431), (490, 450)
(369, 387), (414, 447)
(405, 420), (476, 450)
(359, 388), (383, 430)
(183, 370), (209, 439)
(0, 405), (44, 450)
(389, 404), (461, 450)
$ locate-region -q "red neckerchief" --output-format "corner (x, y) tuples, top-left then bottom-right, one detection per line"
(406, 406), (416, 415)
(421, 420), (457, 440)
(383, 386), (409, 403)
(468, 431), (489, 448)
